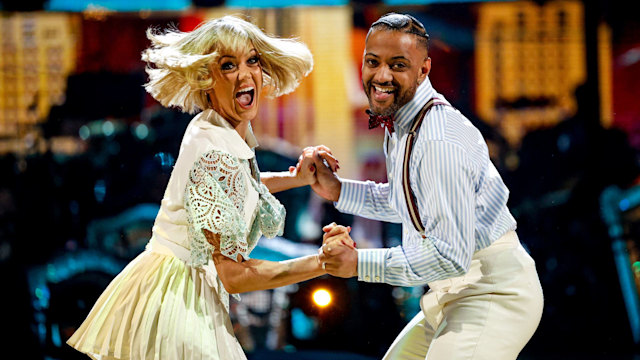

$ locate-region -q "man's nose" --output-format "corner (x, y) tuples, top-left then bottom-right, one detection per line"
(373, 65), (392, 84)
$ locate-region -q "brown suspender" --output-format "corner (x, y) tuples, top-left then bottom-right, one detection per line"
(402, 98), (449, 237)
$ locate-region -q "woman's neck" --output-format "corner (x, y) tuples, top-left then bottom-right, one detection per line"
(234, 120), (249, 141)
(210, 108), (251, 142)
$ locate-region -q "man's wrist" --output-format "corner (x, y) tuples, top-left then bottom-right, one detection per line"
(331, 179), (342, 202)
(351, 248), (358, 277)
(356, 248), (386, 283)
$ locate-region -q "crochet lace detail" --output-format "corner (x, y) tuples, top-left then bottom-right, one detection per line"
(183, 149), (285, 311)
(185, 150), (249, 267)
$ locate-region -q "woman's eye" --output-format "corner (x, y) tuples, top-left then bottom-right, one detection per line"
(221, 62), (235, 71)
(248, 56), (260, 65)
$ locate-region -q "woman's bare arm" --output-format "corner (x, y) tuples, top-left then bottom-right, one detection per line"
(260, 146), (338, 194)
(204, 230), (326, 294)
(260, 170), (311, 194)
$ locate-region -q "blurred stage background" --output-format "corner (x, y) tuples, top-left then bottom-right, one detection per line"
(1, 0), (640, 359)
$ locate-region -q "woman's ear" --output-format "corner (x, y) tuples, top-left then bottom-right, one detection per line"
(206, 90), (219, 111)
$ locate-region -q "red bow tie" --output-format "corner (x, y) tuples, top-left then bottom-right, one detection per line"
(367, 109), (395, 133)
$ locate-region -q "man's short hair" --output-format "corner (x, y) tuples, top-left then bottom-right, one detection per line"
(368, 13), (429, 52)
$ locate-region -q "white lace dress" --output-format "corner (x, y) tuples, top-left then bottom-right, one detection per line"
(67, 109), (285, 360)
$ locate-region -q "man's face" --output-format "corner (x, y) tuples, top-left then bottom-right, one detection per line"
(362, 29), (430, 116)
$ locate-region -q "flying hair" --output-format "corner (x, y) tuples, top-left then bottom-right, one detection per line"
(142, 15), (313, 114)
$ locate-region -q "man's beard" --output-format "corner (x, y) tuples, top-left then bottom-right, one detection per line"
(365, 80), (418, 117)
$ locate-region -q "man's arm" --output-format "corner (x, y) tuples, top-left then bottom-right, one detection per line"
(321, 142), (477, 286)
(309, 148), (402, 223)
(334, 179), (402, 223)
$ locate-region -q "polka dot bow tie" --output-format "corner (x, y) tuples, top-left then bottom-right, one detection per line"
(366, 109), (395, 134)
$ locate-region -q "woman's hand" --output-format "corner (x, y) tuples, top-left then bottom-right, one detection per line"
(290, 145), (342, 201)
(322, 222), (354, 247)
(318, 223), (357, 278)
(263, 145), (338, 193)
(289, 147), (318, 186)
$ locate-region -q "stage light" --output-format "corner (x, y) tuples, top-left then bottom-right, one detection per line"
(312, 288), (332, 307)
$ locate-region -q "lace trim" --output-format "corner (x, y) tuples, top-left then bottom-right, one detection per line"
(185, 151), (251, 267)
(184, 149), (287, 309)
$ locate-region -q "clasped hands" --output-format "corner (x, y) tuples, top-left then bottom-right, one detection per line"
(317, 223), (357, 278)
(289, 145), (342, 202)
(289, 145), (357, 278)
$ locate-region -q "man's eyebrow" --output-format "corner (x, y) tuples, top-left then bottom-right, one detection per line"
(364, 53), (409, 62)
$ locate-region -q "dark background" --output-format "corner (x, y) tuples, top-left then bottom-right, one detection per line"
(1, 0), (640, 359)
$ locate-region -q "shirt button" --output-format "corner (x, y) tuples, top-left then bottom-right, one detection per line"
(365, 276), (370, 281)
(375, 276), (380, 282)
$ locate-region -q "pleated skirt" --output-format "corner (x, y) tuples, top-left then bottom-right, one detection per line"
(67, 250), (246, 360)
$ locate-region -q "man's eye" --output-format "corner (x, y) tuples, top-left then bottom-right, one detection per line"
(392, 63), (407, 70)
(366, 59), (378, 66)
(221, 62), (235, 71)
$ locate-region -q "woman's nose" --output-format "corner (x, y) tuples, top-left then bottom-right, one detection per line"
(238, 63), (251, 80)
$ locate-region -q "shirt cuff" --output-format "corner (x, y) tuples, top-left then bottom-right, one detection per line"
(357, 248), (388, 283)
(334, 179), (367, 215)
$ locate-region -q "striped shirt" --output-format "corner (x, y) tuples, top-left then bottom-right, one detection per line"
(335, 78), (516, 286)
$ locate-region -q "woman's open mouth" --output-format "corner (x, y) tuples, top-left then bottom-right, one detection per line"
(235, 86), (255, 109)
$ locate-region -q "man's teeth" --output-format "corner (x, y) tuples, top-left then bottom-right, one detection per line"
(374, 85), (394, 93)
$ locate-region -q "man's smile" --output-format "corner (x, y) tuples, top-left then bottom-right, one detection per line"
(372, 84), (395, 102)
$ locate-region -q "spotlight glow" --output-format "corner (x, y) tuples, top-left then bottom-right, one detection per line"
(312, 289), (332, 307)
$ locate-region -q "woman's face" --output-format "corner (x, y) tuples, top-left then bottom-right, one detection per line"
(209, 45), (263, 126)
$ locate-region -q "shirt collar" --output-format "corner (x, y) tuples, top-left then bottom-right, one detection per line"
(195, 109), (258, 159)
(393, 77), (443, 132)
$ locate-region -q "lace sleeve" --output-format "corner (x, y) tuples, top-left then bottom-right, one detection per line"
(184, 150), (251, 267)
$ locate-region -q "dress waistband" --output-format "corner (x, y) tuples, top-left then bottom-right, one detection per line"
(147, 234), (191, 262)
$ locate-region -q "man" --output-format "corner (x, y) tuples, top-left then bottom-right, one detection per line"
(305, 13), (543, 360)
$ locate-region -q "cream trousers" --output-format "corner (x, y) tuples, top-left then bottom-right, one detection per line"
(383, 231), (543, 360)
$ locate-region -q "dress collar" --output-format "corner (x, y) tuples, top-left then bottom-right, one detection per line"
(194, 109), (258, 159)
(393, 77), (446, 133)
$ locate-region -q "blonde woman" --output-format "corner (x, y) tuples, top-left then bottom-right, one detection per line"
(67, 15), (340, 359)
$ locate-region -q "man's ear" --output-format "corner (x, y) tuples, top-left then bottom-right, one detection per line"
(418, 57), (431, 84)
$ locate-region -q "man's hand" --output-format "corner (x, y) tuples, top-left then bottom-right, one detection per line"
(312, 147), (342, 202)
(318, 223), (357, 278)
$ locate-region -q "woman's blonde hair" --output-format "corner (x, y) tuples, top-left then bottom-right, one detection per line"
(142, 15), (313, 114)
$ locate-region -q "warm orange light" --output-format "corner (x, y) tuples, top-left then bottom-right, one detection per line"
(312, 289), (332, 307)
